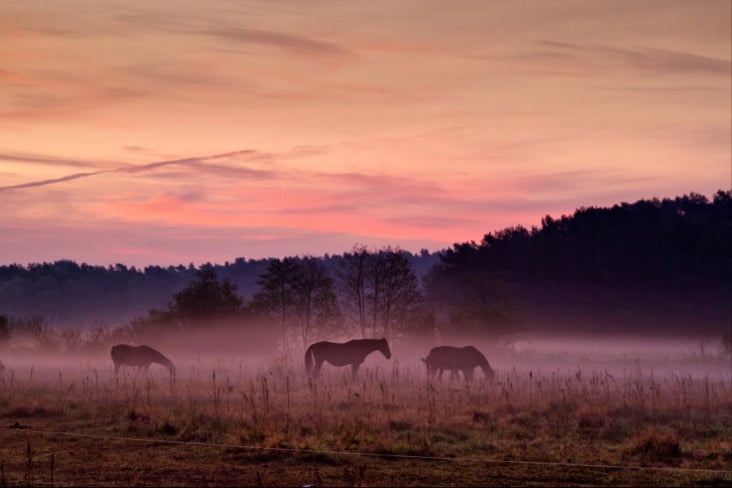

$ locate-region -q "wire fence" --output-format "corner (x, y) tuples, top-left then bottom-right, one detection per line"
(7, 425), (732, 476)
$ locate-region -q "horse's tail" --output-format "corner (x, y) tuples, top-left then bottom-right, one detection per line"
(304, 344), (315, 375)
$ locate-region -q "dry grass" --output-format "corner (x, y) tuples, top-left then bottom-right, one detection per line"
(0, 346), (730, 486)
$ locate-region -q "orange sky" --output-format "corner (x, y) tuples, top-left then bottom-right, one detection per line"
(1, 0), (730, 266)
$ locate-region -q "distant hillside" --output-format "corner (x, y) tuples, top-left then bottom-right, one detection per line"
(0, 251), (440, 328)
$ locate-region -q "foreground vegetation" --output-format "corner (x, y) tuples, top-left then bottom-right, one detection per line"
(1, 346), (730, 486)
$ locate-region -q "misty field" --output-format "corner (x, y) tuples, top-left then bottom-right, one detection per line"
(1, 339), (730, 486)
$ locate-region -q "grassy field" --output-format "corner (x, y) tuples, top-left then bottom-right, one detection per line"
(0, 341), (730, 486)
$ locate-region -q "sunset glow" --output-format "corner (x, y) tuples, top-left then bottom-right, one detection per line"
(1, 0), (730, 266)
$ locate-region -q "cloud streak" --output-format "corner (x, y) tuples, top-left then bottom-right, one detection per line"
(110, 9), (352, 58)
(479, 41), (731, 78)
(0, 152), (106, 169)
(200, 27), (352, 57)
(0, 150), (272, 192)
(540, 41), (731, 76)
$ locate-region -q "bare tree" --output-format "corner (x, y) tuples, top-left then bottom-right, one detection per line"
(376, 247), (423, 339)
(251, 258), (299, 351)
(292, 256), (341, 349)
(338, 245), (423, 339)
(252, 257), (342, 351)
(337, 244), (370, 338)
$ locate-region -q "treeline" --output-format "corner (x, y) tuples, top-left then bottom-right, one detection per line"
(435, 190), (731, 285)
(0, 191), (730, 351)
(0, 250), (438, 330)
(0, 247), (435, 352)
(426, 190), (731, 337)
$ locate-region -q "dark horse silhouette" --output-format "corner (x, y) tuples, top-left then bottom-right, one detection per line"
(422, 345), (495, 382)
(305, 338), (391, 381)
(111, 344), (176, 379)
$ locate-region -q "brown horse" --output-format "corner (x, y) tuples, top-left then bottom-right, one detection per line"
(422, 345), (495, 382)
(305, 338), (391, 381)
(111, 344), (176, 379)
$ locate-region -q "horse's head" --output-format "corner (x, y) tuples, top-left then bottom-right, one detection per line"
(380, 338), (392, 359)
(481, 363), (496, 382)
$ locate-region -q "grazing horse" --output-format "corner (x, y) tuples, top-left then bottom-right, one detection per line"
(305, 338), (391, 381)
(111, 344), (176, 379)
(422, 345), (495, 382)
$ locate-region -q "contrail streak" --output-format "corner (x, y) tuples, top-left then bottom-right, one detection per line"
(0, 150), (259, 192)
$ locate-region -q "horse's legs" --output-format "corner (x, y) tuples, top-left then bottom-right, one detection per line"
(450, 369), (458, 382)
(113, 362), (120, 375)
(464, 368), (474, 382)
(313, 360), (324, 378)
(350, 363), (361, 382)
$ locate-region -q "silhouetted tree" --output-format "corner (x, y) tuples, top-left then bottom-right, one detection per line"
(373, 247), (423, 339)
(251, 257), (342, 350)
(338, 245), (424, 339)
(425, 244), (518, 339)
(337, 244), (370, 338)
(171, 268), (243, 325)
(292, 256), (342, 349)
(250, 258), (300, 351)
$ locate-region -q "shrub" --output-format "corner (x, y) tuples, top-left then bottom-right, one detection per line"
(625, 431), (682, 465)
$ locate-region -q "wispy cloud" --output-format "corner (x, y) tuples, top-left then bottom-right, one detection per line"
(539, 41), (731, 76)
(200, 27), (352, 57)
(0, 150), (273, 192)
(0, 68), (41, 87)
(1, 85), (148, 120)
(478, 41), (731, 78)
(0, 152), (107, 169)
(110, 8), (352, 58)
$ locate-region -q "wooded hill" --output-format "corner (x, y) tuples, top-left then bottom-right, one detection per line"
(426, 190), (731, 338)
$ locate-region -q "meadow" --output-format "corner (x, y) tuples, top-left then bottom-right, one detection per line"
(0, 338), (730, 486)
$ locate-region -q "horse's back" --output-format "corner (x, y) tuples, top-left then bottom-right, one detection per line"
(111, 344), (133, 361)
(111, 344), (158, 366)
(427, 345), (486, 368)
(316, 341), (354, 366)
(464, 346), (488, 363)
(426, 345), (459, 361)
(309, 339), (380, 366)
(136, 345), (165, 358)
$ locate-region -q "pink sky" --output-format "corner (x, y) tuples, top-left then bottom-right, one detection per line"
(1, 0), (730, 266)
